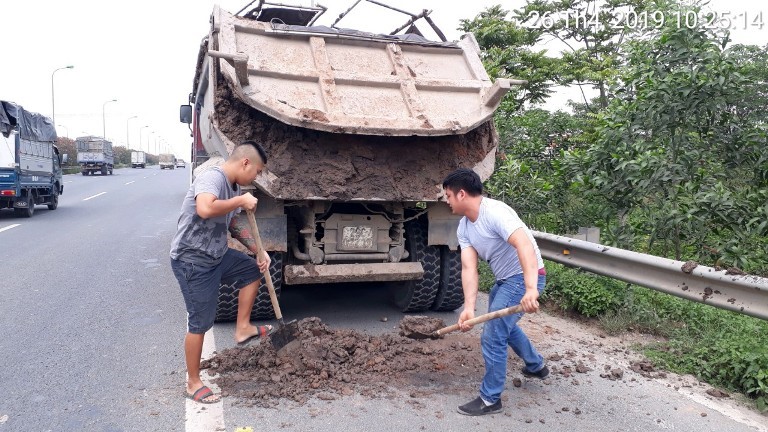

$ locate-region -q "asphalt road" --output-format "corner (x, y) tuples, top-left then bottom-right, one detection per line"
(0, 166), (764, 432)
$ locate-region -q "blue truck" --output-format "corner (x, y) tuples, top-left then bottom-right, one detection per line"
(0, 100), (65, 217)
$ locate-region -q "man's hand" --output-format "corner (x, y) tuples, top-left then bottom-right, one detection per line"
(240, 194), (258, 212)
(256, 250), (271, 274)
(458, 308), (475, 332)
(520, 289), (540, 313)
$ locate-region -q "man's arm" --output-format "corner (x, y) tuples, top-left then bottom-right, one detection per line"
(458, 246), (479, 331)
(507, 228), (540, 313)
(229, 212), (270, 273)
(195, 192), (257, 219)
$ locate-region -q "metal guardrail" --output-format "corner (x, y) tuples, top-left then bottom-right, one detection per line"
(532, 231), (768, 321)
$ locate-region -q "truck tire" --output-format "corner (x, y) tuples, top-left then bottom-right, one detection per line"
(392, 217), (440, 312)
(215, 251), (283, 322)
(47, 186), (59, 210)
(430, 246), (464, 311)
(14, 196), (34, 218)
(101, 166), (107, 175)
(82, 171), (88, 176)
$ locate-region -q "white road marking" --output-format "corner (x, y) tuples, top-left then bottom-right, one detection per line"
(185, 328), (225, 431)
(83, 192), (107, 201)
(0, 224), (21, 233)
(125, 181), (135, 185)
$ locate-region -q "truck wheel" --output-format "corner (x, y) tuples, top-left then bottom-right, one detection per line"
(14, 197), (34, 218)
(392, 217), (440, 312)
(430, 246), (464, 311)
(47, 186), (59, 210)
(101, 167), (107, 175)
(215, 252), (283, 322)
(82, 171), (87, 176)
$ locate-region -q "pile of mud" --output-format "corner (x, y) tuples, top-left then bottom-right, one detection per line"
(214, 77), (497, 201)
(201, 317), (483, 407)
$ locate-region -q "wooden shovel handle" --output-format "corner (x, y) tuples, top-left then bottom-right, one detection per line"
(435, 304), (524, 336)
(245, 209), (282, 321)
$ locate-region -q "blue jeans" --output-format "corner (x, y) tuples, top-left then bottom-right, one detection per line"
(480, 273), (546, 404)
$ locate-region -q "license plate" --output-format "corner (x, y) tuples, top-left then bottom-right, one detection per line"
(341, 226), (374, 250)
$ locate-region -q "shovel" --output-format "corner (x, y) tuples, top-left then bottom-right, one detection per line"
(245, 208), (298, 351)
(403, 304), (524, 340)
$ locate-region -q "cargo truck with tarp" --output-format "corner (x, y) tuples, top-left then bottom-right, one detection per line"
(76, 136), (114, 175)
(0, 100), (65, 217)
(179, 1), (522, 320)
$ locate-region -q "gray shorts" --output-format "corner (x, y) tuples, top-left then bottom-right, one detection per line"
(171, 248), (262, 334)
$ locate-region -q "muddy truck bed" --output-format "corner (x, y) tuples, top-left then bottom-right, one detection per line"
(192, 6), (521, 201)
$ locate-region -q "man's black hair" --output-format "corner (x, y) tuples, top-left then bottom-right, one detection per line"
(239, 140), (268, 165)
(442, 168), (482, 196)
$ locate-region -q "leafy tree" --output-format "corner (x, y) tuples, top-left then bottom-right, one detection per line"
(514, 0), (654, 109)
(571, 2), (768, 268)
(460, 5), (561, 111)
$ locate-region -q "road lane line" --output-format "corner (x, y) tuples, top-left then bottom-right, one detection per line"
(125, 181), (135, 185)
(83, 192), (107, 201)
(0, 224), (20, 233)
(185, 328), (225, 431)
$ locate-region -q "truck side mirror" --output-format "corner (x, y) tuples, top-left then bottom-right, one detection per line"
(62, 154), (68, 164)
(180, 105), (192, 124)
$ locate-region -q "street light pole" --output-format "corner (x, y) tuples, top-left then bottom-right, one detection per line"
(57, 124), (69, 139)
(126, 116), (138, 149)
(139, 126), (149, 153)
(51, 65), (74, 126)
(102, 99), (117, 140)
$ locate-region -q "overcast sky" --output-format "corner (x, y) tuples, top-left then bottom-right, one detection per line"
(1, 0), (764, 159)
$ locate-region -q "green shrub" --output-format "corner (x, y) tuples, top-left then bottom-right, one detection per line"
(541, 263), (626, 317)
(478, 260), (495, 293)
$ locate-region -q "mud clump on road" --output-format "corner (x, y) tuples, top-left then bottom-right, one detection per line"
(201, 317), (483, 407)
(397, 315), (447, 339)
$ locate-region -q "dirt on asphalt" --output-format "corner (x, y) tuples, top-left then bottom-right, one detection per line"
(201, 317), (483, 407)
(200, 310), (749, 416)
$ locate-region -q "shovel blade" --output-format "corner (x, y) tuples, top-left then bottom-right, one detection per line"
(270, 319), (299, 351)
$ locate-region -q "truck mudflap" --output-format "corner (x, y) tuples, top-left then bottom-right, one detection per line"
(283, 262), (424, 285)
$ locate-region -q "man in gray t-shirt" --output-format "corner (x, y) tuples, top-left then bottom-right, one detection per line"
(170, 141), (272, 404)
(442, 168), (549, 416)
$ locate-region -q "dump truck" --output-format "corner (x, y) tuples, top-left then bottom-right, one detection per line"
(159, 153), (176, 169)
(0, 100), (65, 217)
(179, 1), (520, 321)
(131, 150), (146, 168)
(76, 136), (113, 175)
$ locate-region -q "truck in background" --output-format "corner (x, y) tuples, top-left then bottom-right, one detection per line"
(180, 2), (519, 321)
(159, 153), (176, 169)
(131, 150), (146, 168)
(0, 100), (65, 217)
(76, 136), (114, 175)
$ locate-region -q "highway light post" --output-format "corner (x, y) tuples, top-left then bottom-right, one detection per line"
(57, 124), (69, 139)
(126, 116), (138, 150)
(139, 125), (149, 153)
(51, 65), (74, 126)
(102, 99), (117, 140)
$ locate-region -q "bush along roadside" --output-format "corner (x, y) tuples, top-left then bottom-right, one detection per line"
(540, 261), (768, 412)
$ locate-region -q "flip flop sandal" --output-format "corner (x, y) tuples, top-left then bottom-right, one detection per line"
(236, 325), (274, 346)
(185, 385), (220, 404)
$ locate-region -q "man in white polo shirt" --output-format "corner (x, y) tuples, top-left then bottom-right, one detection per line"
(442, 168), (549, 416)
